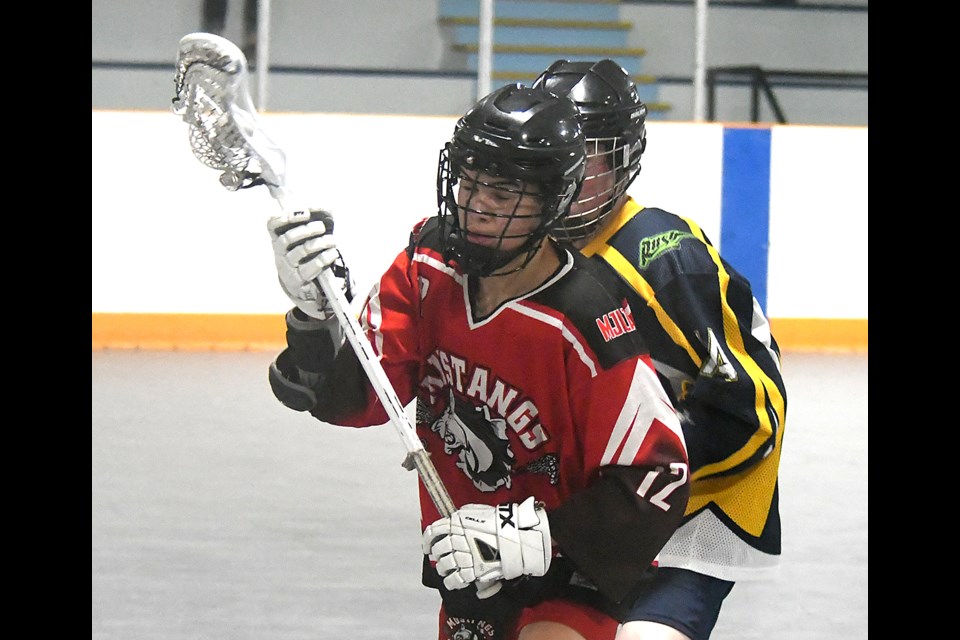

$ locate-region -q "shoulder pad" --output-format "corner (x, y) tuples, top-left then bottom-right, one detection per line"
(530, 250), (649, 370)
(407, 215), (444, 258)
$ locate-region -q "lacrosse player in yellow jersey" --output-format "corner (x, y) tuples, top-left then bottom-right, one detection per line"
(533, 60), (788, 640)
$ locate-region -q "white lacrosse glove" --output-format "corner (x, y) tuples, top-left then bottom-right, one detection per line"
(421, 497), (551, 594)
(267, 209), (354, 320)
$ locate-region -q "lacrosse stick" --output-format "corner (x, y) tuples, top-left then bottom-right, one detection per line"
(171, 32), (459, 518)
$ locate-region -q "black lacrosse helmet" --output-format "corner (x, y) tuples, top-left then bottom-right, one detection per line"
(533, 59), (648, 243)
(437, 83), (586, 277)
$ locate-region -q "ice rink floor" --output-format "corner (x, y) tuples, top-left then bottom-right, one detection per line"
(92, 349), (868, 639)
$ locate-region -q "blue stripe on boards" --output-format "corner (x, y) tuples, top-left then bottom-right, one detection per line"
(720, 127), (771, 313)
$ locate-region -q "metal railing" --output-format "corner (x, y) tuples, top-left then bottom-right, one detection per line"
(705, 65), (868, 123)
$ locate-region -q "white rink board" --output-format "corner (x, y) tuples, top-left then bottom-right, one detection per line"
(92, 111), (867, 319)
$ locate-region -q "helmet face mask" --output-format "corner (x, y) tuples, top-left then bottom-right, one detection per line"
(533, 59), (648, 245)
(556, 134), (643, 244)
(449, 163), (547, 274)
(436, 84), (585, 277)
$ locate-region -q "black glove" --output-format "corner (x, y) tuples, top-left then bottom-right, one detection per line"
(268, 307), (344, 411)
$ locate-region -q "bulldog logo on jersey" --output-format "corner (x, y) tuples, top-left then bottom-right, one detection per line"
(430, 389), (515, 492)
(443, 617), (495, 640)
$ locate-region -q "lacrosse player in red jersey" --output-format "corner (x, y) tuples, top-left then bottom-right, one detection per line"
(533, 60), (788, 640)
(265, 84), (690, 640)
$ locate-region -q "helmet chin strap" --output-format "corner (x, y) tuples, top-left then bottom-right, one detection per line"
(439, 185), (554, 277)
(443, 229), (544, 278)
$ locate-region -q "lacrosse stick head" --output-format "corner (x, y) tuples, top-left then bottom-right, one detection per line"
(172, 32), (287, 193)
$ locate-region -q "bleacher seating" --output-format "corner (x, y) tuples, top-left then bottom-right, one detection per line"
(437, 0), (671, 116)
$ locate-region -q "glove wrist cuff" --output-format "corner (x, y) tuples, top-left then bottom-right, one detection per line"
(287, 307), (336, 329)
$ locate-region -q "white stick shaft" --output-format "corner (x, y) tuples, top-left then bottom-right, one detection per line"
(173, 29), (498, 593)
(270, 186), (456, 518)
(314, 269), (457, 517)
(320, 266), (503, 597)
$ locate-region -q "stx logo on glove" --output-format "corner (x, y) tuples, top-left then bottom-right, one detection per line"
(422, 497), (552, 594)
(497, 503), (516, 530)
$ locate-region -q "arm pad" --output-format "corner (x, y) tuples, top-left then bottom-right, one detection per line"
(547, 464), (689, 605)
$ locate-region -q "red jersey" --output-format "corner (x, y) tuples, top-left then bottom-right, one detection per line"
(320, 216), (689, 604)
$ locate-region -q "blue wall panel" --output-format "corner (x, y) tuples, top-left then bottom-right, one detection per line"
(720, 127), (771, 312)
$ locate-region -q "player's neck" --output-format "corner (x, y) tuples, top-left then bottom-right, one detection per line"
(473, 240), (561, 316)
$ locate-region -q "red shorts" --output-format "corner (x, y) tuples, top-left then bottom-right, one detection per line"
(438, 597), (620, 640)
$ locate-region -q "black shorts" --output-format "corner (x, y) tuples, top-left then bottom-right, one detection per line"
(624, 567), (734, 640)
